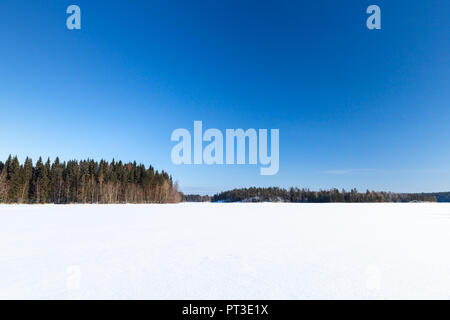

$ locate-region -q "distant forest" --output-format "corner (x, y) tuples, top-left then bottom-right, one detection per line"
(0, 156), (182, 204)
(184, 194), (212, 202)
(1, 156), (447, 205)
(187, 187), (445, 203)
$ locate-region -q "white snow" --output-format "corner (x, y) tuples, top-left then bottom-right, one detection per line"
(1, 203), (450, 299)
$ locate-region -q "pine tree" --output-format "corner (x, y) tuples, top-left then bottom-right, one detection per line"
(6, 156), (21, 203)
(0, 160), (7, 202)
(20, 157), (33, 203)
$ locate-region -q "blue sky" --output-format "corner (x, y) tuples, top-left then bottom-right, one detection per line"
(0, 0), (449, 194)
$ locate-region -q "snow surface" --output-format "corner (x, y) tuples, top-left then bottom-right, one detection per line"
(1, 203), (450, 299)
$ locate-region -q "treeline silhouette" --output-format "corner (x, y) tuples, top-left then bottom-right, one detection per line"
(0, 155), (182, 204)
(184, 194), (211, 202)
(211, 187), (437, 203)
(425, 192), (450, 202)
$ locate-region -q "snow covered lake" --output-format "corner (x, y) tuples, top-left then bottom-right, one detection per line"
(1, 203), (449, 299)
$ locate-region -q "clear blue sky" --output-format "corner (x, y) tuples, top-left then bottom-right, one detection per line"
(0, 1), (449, 194)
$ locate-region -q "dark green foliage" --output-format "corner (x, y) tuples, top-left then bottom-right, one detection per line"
(0, 156), (182, 204)
(212, 187), (438, 203)
(420, 192), (450, 202)
(6, 156), (21, 203)
(185, 194), (211, 202)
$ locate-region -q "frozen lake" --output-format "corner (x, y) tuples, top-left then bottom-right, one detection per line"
(1, 203), (449, 299)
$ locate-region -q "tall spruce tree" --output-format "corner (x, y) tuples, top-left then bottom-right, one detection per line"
(7, 156), (21, 203)
(20, 157), (33, 203)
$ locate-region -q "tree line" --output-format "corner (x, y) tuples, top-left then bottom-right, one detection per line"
(0, 156), (182, 204)
(184, 194), (211, 202)
(210, 187), (438, 203)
